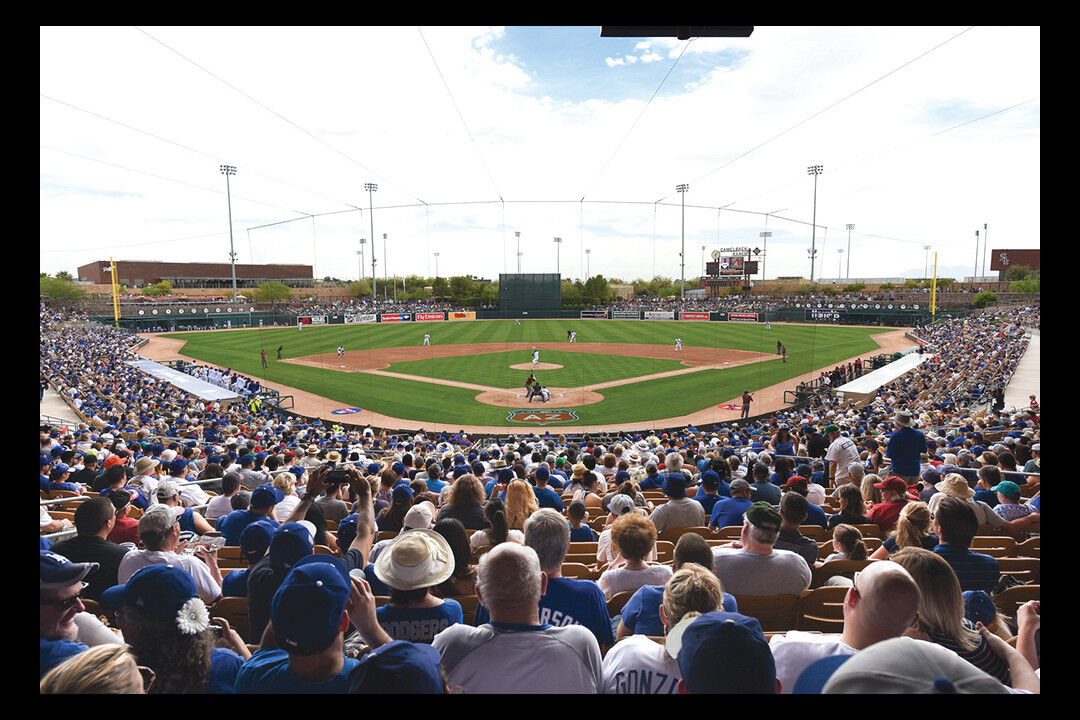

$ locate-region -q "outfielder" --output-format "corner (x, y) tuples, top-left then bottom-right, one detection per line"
(766, 321), (772, 330)
(423, 333), (431, 346)
(569, 330), (577, 343)
(514, 318), (521, 326)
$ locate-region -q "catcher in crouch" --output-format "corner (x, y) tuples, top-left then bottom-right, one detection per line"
(527, 382), (548, 403)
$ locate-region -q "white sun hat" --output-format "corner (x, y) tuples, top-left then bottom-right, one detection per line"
(373, 529), (455, 591)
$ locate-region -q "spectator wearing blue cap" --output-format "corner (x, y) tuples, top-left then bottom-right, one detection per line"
(167, 457), (211, 508)
(221, 521), (276, 597)
(376, 485), (414, 532)
(40, 550), (122, 678)
(246, 522), (316, 642)
(531, 466), (564, 512)
(691, 470), (725, 516)
(648, 473), (705, 535)
(347, 640), (447, 693)
(102, 564), (249, 693)
(48, 463), (81, 494)
(673, 611), (779, 693)
(236, 556), (389, 693)
(215, 483), (283, 546)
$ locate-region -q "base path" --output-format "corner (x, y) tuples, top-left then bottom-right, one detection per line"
(137, 328), (916, 434)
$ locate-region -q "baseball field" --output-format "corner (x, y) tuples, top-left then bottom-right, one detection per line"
(147, 319), (907, 432)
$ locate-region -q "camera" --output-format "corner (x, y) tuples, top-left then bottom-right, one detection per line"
(326, 467), (351, 487)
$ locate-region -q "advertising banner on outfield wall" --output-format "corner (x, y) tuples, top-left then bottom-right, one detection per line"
(726, 312), (759, 322)
(379, 313), (411, 323)
(448, 311), (476, 320)
(580, 310), (608, 319)
(611, 311), (641, 320)
(805, 307), (844, 322)
(643, 311), (675, 320)
(344, 313), (378, 324)
(679, 312), (710, 321)
(300, 315), (328, 325)
(416, 312), (445, 321)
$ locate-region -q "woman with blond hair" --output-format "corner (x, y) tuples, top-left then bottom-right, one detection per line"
(271, 471), (300, 518)
(505, 479), (539, 531)
(891, 547), (1012, 685)
(40, 644), (148, 694)
(860, 473), (883, 507)
(870, 501), (939, 559)
(600, 563), (727, 694)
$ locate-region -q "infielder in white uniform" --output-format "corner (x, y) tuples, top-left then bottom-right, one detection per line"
(569, 331), (577, 343)
(514, 319), (521, 326)
(423, 333), (430, 346)
(337, 346), (344, 358)
(766, 322), (772, 330)
(674, 337), (682, 352)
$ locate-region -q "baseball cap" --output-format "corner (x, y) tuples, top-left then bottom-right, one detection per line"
(402, 501), (436, 530)
(792, 654), (854, 694)
(155, 480), (180, 501)
(270, 555), (351, 654)
(99, 564), (209, 631)
(251, 484), (285, 510)
(822, 636), (1008, 694)
(783, 475), (809, 492)
(961, 590), (998, 628)
(40, 550), (98, 590)
(392, 485), (414, 504)
(990, 481), (1021, 500)
(347, 640), (444, 694)
(608, 494), (636, 516)
(662, 473), (687, 498)
(269, 522), (315, 570)
(138, 504), (179, 537)
(103, 454), (126, 469)
(729, 479), (751, 495)
(673, 611), (776, 693)
(534, 466), (550, 483)
(336, 514), (359, 550)
(168, 458), (188, 475)
(744, 501), (782, 531)
(240, 520), (276, 563)
(824, 424), (840, 435)
(873, 476), (909, 495)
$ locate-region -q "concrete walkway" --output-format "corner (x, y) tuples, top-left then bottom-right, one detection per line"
(1004, 330), (1040, 411)
(40, 387), (83, 426)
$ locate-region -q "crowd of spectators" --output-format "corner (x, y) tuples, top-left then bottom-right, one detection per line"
(40, 299), (1040, 693)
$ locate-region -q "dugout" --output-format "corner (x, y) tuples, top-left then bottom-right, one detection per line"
(499, 273), (561, 315)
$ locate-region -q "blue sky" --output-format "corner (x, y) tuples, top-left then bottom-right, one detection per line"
(40, 26), (1039, 283)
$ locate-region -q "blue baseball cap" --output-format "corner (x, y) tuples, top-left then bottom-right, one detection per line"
(240, 520), (276, 563)
(392, 485), (414, 504)
(792, 654), (853, 694)
(675, 612), (776, 693)
(534, 466), (550, 483)
(498, 468), (514, 484)
(699, 470), (720, 489)
(613, 470), (631, 484)
(269, 522), (314, 570)
(40, 550), (98, 590)
(250, 484), (285, 510)
(168, 458), (188, 476)
(366, 462), (381, 475)
(336, 514), (359, 550)
(662, 473), (687, 498)
(391, 462), (407, 476)
(99, 564), (201, 622)
(962, 590), (998, 627)
(347, 640), (444, 694)
(270, 555), (350, 654)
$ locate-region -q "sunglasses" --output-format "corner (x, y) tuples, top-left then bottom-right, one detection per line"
(40, 582), (88, 611)
(137, 665), (156, 693)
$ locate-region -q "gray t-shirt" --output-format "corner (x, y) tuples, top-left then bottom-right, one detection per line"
(432, 622), (602, 694)
(711, 546), (812, 596)
(648, 497), (706, 534)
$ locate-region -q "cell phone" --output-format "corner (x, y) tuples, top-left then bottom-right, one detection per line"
(208, 624), (223, 637)
(326, 468), (351, 487)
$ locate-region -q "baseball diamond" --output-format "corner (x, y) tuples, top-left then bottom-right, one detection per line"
(142, 319), (913, 432)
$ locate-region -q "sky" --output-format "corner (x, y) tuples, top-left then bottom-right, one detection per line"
(40, 26), (1040, 286)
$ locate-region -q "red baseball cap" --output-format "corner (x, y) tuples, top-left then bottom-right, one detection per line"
(873, 476), (908, 494)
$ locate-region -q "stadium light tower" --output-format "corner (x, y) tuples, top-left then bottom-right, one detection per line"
(585, 248), (591, 279)
(220, 165), (238, 300)
(759, 231), (771, 281)
(365, 183), (378, 293)
(845, 224), (854, 279)
(677, 184), (689, 299)
(433, 252), (440, 278)
(515, 231), (522, 274)
(554, 237), (562, 276)
(807, 165), (823, 289)
(923, 244), (932, 279)
(383, 233), (390, 299)
(358, 238), (366, 283)
(701, 245), (706, 278)
(973, 229), (980, 283)
(981, 223), (988, 279)
(837, 248), (844, 280)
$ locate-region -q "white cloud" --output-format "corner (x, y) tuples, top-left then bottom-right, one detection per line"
(605, 56), (624, 67)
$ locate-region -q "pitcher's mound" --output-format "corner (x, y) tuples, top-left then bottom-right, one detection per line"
(510, 362), (563, 370)
(475, 387), (604, 407)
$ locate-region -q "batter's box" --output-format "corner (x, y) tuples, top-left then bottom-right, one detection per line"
(507, 409), (579, 425)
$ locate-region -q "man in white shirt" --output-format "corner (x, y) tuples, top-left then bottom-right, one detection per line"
(166, 458), (210, 507)
(431, 542), (602, 693)
(824, 425), (860, 488)
(769, 559), (921, 692)
(116, 505), (222, 605)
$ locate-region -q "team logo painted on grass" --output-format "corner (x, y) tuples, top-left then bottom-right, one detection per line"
(507, 409), (579, 425)
(331, 407), (363, 415)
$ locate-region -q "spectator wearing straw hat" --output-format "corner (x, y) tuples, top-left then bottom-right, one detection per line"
(372, 529), (463, 644)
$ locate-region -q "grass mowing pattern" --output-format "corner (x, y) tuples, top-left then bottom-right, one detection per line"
(161, 319), (886, 426)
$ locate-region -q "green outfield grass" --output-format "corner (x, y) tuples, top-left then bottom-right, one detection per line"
(160, 319), (887, 427)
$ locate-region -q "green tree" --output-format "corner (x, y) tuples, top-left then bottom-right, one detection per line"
(405, 287), (432, 301)
(971, 291), (998, 308)
(40, 276), (86, 304)
(846, 282), (867, 292)
(55, 270), (74, 282)
(582, 275), (611, 306)
(431, 277), (450, 298)
(1005, 265), (1031, 282)
(795, 283), (813, 295)
(879, 282), (895, 290)
(449, 276), (476, 302)
(252, 281), (293, 304)
(347, 279), (372, 298)
(903, 278), (920, 288)
(936, 278), (954, 288)
(142, 280), (173, 297)
(1009, 276), (1040, 294)
(562, 281), (584, 308)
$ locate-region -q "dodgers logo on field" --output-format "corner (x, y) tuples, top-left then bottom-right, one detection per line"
(507, 409), (579, 425)
(331, 407), (362, 415)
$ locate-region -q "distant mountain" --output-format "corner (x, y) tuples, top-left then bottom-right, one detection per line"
(894, 265), (984, 280)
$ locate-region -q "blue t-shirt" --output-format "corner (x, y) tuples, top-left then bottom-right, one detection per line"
(219, 510), (277, 547)
(709, 496), (753, 529)
(534, 486), (565, 512)
(749, 482), (782, 505)
(474, 576), (615, 647)
(425, 478), (447, 494)
(376, 599), (463, 644)
(207, 647), (244, 693)
(1029, 494), (1040, 513)
(364, 563), (391, 597)
(569, 525), (597, 542)
(887, 428), (927, 477)
(637, 474), (664, 491)
(973, 489), (998, 508)
(882, 533), (939, 554)
(234, 648), (359, 693)
(693, 490), (723, 517)
(40, 636), (88, 679)
(805, 502), (829, 529)
(620, 585), (738, 637)
(934, 544), (1000, 593)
